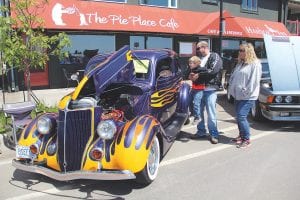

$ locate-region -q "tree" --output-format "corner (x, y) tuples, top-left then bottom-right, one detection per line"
(0, 0), (70, 101)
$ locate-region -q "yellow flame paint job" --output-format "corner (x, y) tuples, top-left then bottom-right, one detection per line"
(82, 139), (100, 171)
(101, 116), (159, 173)
(126, 51), (133, 61)
(58, 95), (72, 110)
(18, 125), (61, 171)
(17, 109), (159, 174)
(151, 86), (178, 108)
(18, 125), (38, 147)
(72, 76), (89, 100)
(37, 136), (60, 171)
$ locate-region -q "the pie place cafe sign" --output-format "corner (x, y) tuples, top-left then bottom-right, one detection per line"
(51, 3), (180, 31)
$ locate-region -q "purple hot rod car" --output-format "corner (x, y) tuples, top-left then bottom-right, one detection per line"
(13, 45), (190, 185)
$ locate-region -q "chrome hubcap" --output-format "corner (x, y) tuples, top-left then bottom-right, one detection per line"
(148, 138), (159, 177)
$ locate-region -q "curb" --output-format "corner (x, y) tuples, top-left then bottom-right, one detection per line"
(0, 134), (3, 154)
(0, 133), (13, 153)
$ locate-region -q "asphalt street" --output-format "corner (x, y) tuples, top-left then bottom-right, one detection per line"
(0, 94), (300, 200)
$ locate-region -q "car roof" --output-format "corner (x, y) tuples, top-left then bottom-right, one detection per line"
(131, 49), (176, 60)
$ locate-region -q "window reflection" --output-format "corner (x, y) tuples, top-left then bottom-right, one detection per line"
(139, 0), (177, 8)
(146, 36), (173, 49)
(255, 41), (266, 58)
(61, 34), (115, 65)
(241, 0), (258, 12)
(130, 36), (145, 49)
(87, 0), (126, 3)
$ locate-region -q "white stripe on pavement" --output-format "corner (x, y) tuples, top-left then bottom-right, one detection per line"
(5, 127), (278, 200)
(6, 188), (60, 200)
(182, 117), (236, 131)
(0, 159), (12, 166)
(160, 130), (279, 167)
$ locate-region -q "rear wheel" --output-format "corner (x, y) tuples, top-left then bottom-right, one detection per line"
(135, 136), (160, 185)
(251, 100), (263, 121)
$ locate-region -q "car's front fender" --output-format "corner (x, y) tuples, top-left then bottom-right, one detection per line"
(176, 82), (191, 113)
(101, 115), (160, 173)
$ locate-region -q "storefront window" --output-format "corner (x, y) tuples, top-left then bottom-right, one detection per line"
(88, 0), (127, 3)
(241, 0), (258, 13)
(130, 36), (145, 50)
(202, 0), (218, 5)
(146, 36), (173, 49)
(222, 39), (240, 58)
(0, 0), (7, 16)
(61, 34), (115, 65)
(221, 39), (240, 71)
(139, 0), (177, 8)
(254, 41), (266, 58)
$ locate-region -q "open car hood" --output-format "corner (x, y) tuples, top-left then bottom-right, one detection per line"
(264, 35), (300, 91)
(84, 45), (134, 95)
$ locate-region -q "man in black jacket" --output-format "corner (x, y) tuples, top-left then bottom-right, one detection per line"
(190, 41), (223, 144)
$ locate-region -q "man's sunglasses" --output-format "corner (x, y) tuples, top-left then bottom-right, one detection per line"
(196, 46), (206, 50)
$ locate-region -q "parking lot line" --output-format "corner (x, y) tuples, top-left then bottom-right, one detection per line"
(0, 159), (12, 167)
(182, 117), (236, 131)
(5, 128), (279, 200)
(160, 129), (279, 167)
(6, 188), (60, 200)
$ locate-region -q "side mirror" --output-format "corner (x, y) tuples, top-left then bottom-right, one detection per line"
(71, 72), (79, 82)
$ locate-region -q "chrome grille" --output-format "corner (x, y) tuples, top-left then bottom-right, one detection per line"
(57, 109), (92, 172)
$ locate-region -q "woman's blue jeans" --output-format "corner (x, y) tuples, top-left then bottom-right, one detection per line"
(234, 100), (255, 140)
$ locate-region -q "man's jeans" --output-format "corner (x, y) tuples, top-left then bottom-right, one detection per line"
(197, 90), (219, 138)
(234, 100), (255, 140)
(191, 89), (204, 119)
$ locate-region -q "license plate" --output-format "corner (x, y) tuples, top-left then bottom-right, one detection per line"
(16, 146), (31, 159)
(280, 112), (290, 117)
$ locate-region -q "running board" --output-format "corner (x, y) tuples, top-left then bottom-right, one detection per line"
(163, 112), (188, 140)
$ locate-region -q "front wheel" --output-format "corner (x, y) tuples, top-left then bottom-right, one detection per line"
(135, 136), (160, 185)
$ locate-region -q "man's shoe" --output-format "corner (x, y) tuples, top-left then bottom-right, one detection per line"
(210, 137), (218, 144)
(192, 117), (200, 125)
(236, 140), (251, 148)
(190, 134), (207, 140)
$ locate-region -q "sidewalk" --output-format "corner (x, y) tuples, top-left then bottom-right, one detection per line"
(0, 88), (75, 107)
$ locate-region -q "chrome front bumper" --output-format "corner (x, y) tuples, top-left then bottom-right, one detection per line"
(12, 159), (136, 181)
(261, 110), (300, 121)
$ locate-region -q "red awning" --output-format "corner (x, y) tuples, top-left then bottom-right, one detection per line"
(198, 11), (290, 38)
(234, 16), (291, 38)
(27, 0), (290, 38)
(38, 0), (208, 35)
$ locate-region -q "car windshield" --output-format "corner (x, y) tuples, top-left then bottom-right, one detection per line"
(133, 59), (150, 79)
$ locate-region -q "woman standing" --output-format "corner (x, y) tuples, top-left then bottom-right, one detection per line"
(229, 43), (262, 148)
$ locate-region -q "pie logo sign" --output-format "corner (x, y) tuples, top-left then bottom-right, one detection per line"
(51, 3), (88, 26)
(50, 3), (180, 30)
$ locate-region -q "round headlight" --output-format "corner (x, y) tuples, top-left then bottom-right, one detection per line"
(96, 120), (117, 140)
(47, 142), (57, 156)
(274, 96), (282, 103)
(285, 96), (293, 103)
(37, 116), (52, 135)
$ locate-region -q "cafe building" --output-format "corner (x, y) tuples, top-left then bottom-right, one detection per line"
(9, 0), (291, 89)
